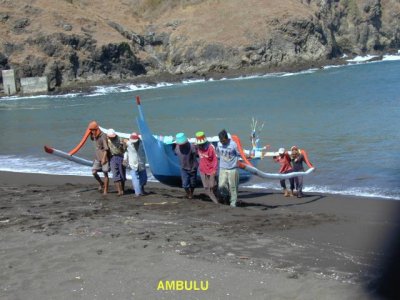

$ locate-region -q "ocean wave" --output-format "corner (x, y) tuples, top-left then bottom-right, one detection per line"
(182, 79), (206, 84)
(0, 82), (174, 102)
(382, 54), (400, 61)
(0, 92), (82, 101)
(304, 185), (400, 201)
(0, 155), (157, 182)
(242, 183), (400, 201)
(346, 55), (379, 63)
(322, 65), (343, 70)
(0, 155), (92, 177)
(279, 68), (319, 77)
(91, 82), (174, 95)
(346, 53), (400, 63)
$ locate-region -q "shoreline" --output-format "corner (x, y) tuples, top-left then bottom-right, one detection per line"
(1, 170), (398, 202)
(1, 171), (400, 298)
(0, 56), (365, 99)
(2, 53), (399, 99)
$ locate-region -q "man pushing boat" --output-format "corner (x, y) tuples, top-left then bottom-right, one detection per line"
(88, 121), (110, 195)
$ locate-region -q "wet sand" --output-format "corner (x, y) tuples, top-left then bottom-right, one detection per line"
(1, 171), (399, 299)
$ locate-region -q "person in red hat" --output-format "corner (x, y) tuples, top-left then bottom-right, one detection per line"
(195, 131), (219, 204)
(123, 132), (147, 197)
(88, 121), (110, 195)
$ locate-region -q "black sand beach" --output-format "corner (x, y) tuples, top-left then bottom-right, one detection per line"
(1, 171), (399, 299)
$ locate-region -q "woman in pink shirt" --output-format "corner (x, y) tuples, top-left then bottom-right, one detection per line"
(273, 147), (294, 197)
(195, 131), (219, 204)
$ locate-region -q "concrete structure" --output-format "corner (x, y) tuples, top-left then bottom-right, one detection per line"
(2, 69), (17, 95)
(20, 76), (48, 94)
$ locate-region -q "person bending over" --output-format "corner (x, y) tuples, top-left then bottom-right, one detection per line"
(195, 131), (219, 204)
(273, 147), (294, 197)
(175, 132), (199, 199)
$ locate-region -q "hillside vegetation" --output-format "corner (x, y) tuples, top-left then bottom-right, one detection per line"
(0, 0), (399, 91)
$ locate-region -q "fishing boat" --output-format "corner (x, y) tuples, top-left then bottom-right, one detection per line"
(135, 96), (258, 186)
(135, 96), (314, 186)
(44, 96), (315, 187)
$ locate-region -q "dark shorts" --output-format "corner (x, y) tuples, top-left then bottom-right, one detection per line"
(110, 156), (126, 182)
(180, 169), (197, 189)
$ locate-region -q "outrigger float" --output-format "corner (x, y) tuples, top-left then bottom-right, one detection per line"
(44, 96), (315, 187)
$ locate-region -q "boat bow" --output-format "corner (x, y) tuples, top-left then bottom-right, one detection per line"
(136, 96), (182, 186)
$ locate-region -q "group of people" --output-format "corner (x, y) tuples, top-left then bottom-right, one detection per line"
(273, 146), (306, 198)
(174, 129), (241, 207)
(175, 129), (308, 206)
(88, 119), (307, 205)
(88, 121), (147, 197)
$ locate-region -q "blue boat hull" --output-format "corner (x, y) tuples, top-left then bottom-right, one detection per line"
(136, 100), (254, 187)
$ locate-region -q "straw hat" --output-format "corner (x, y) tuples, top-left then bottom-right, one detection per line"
(175, 132), (188, 145)
(195, 131), (207, 145)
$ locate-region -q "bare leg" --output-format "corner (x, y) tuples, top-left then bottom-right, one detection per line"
(103, 175), (109, 195)
(115, 181), (124, 196)
(207, 187), (219, 204)
(184, 188), (190, 199)
(189, 187), (194, 199)
(92, 171), (103, 191)
(121, 180), (125, 194)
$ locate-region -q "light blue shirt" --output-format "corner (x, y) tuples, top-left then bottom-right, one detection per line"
(216, 139), (239, 170)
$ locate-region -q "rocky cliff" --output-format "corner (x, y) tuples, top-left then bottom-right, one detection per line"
(0, 0), (399, 92)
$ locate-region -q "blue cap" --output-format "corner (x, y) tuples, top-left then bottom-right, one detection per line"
(175, 132), (188, 145)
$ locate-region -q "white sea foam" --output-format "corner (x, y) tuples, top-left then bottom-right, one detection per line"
(0, 82), (173, 101)
(90, 82), (174, 95)
(0, 155), (91, 177)
(279, 69), (318, 77)
(322, 65), (343, 70)
(382, 54), (400, 61)
(242, 183), (400, 201)
(0, 93), (82, 101)
(345, 53), (400, 63)
(302, 185), (400, 201)
(182, 78), (206, 84)
(0, 155), (157, 181)
(346, 55), (379, 63)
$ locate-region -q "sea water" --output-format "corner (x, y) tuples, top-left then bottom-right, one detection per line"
(1, 57), (399, 200)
